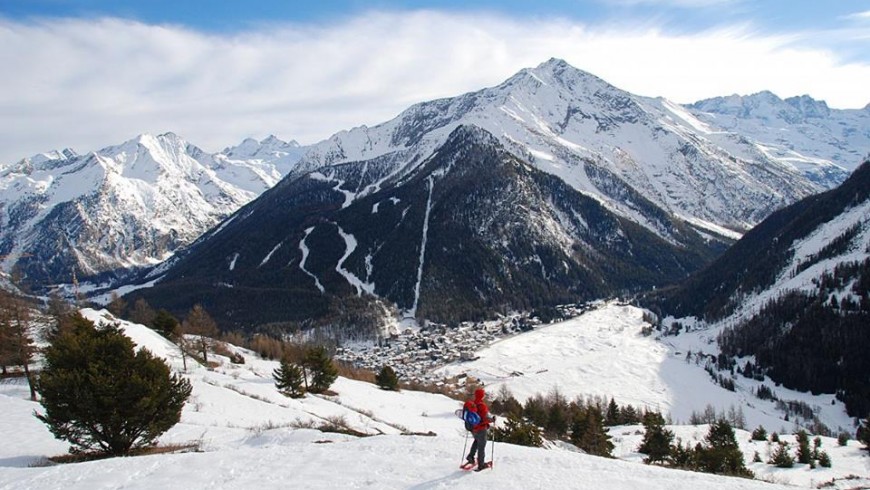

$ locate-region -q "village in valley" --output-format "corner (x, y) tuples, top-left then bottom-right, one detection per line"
(334, 302), (595, 387)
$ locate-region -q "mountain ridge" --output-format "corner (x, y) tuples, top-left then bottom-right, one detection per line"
(0, 132), (304, 286)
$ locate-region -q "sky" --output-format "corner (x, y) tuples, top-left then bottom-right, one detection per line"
(1, 0), (869, 164)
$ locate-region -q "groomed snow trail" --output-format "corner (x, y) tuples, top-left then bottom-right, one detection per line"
(410, 176), (434, 317)
(298, 227), (325, 293)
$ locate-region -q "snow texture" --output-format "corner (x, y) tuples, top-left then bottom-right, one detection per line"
(4, 309), (862, 489)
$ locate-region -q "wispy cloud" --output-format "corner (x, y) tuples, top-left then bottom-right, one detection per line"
(1, 11), (868, 164)
(846, 10), (870, 20)
(600, 0), (739, 7)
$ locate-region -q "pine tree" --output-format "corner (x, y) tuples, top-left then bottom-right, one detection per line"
(817, 450), (832, 468)
(837, 432), (850, 446)
(669, 439), (698, 470)
(45, 292), (76, 341)
(570, 407), (613, 457)
(545, 389), (569, 437)
(523, 394), (548, 427)
(605, 398), (621, 426)
(697, 419), (752, 477)
(751, 425), (767, 441)
(273, 358), (305, 398)
(303, 346), (338, 394)
(375, 365), (399, 391)
(36, 315), (191, 456)
(769, 441), (794, 468)
(492, 413), (543, 447)
(638, 411), (673, 465)
(151, 309), (179, 338)
(795, 430), (812, 464)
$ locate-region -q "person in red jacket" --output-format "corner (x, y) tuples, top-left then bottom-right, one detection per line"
(464, 387), (496, 471)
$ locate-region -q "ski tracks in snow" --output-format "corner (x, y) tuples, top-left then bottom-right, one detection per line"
(335, 224), (375, 296)
(299, 227), (325, 293)
(410, 176), (435, 317)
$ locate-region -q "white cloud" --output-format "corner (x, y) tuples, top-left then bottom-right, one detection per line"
(601, 0), (737, 7)
(1, 11), (868, 164)
(847, 10), (870, 20)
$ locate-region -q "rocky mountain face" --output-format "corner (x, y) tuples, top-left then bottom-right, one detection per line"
(646, 161), (870, 417)
(133, 125), (726, 331)
(0, 133), (302, 286)
(293, 58), (850, 236)
(122, 59), (870, 332)
(689, 91), (870, 180)
(2, 59), (866, 327)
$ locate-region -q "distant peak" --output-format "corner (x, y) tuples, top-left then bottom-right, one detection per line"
(749, 90), (784, 104)
(784, 94), (830, 117)
(537, 57), (570, 70)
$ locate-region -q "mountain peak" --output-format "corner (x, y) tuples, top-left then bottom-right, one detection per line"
(784, 95), (831, 118)
(537, 57), (571, 70)
(528, 58), (601, 82)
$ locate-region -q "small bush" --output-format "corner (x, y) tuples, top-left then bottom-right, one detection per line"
(818, 451), (832, 468)
(769, 441), (794, 468)
(375, 365), (400, 391)
(751, 425), (767, 441)
(492, 413), (543, 447)
(837, 432), (850, 446)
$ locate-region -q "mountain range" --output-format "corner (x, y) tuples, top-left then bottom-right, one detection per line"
(1, 59), (868, 329)
(120, 59), (866, 330)
(0, 132), (303, 285)
(646, 160), (870, 418)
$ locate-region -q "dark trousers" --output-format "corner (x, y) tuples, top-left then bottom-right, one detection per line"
(467, 429), (487, 467)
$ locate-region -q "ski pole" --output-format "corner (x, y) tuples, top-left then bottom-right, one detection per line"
(461, 429), (469, 466)
(490, 428), (495, 469)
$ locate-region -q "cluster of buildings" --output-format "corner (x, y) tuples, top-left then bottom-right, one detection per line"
(334, 303), (592, 386)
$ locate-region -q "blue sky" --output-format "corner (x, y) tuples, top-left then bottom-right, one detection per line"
(0, 0), (868, 162)
(4, 0), (869, 40)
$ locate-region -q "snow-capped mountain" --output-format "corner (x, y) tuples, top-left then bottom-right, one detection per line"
(0, 132), (302, 286)
(293, 58), (847, 235)
(689, 91), (870, 180)
(125, 59), (869, 330)
(133, 124), (729, 329)
(647, 160), (870, 418)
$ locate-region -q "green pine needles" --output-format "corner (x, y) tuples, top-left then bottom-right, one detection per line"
(36, 314), (191, 456)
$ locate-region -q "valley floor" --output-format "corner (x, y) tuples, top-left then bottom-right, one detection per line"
(0, 308), (867, 489)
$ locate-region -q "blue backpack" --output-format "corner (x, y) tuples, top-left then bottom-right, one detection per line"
(462, 406), (481, 431)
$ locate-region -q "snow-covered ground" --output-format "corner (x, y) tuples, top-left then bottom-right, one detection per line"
(0, 308), (866, 489)
(436, 303), (854, 435)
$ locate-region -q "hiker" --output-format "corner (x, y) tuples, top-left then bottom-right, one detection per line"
(464, 387), (496, 471)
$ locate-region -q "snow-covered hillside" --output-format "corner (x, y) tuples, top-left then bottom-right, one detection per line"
(0, 133), (303, 285)
(1, 309), (866, 489)
(436, 303), (854, 435)
(293, 59), (844, 236)
(690, 92), (870, 176)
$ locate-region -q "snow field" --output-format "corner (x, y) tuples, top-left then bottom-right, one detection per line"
(0, 308), (864, 489)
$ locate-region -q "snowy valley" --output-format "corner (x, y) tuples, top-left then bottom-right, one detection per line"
(1, 308), (867, 489)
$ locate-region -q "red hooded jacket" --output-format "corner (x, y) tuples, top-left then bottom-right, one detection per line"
(463, 388), (491, 432)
